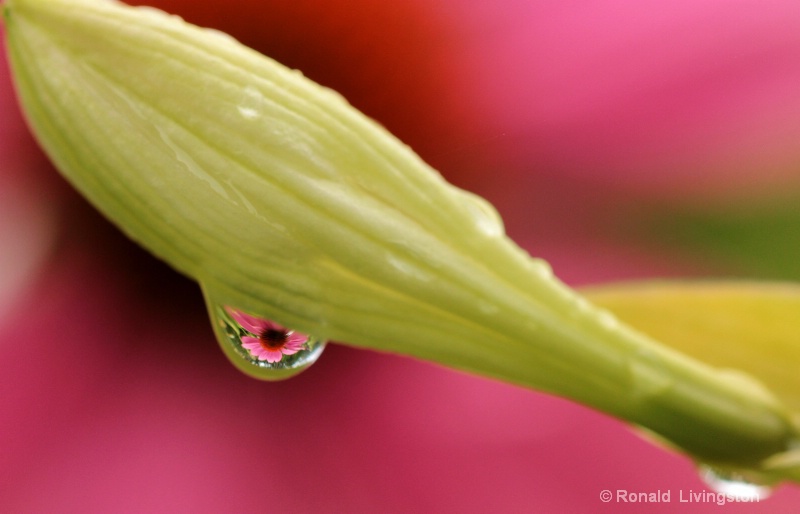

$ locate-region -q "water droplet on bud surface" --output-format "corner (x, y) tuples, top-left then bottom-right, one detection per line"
(461, 191), (504, 238)
(208, 303), (326, 380)
(237, 85), (264, 120)
(697, 465), (774, 500)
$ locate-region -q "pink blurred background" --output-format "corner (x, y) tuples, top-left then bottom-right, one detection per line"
(3, 0), (800, 511)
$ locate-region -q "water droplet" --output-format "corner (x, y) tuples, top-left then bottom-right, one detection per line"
(461, 191), (504, 237)
(237, 86), (264, 120)
(208, 303), (326, 381)
(596, 309), (619, 331)
(697, 465), (774, 500)
(137, 6), (184, 22)
(567, 295), (592, 320)
(386, 252), (432, 282)
(203, 27), (238, 45)
(527, 259), (553, 280)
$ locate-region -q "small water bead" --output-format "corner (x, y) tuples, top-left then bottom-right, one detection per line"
(209, 303), (326, 381)
(526, 258), (553, 280)
(237, 85), (264, 120)
(203, 27), (239, 45)
(596, 309), (620, 331)
(386, 252), (433, 282)
(566, 295), (593, 320)
(137, 6), (184, 22)
(697, 465), (774, 501)
(461, 191), (504, 238)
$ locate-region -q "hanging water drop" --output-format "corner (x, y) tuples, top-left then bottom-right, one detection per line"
(697, 465), (774, 501)
(207, 302), (326, 380)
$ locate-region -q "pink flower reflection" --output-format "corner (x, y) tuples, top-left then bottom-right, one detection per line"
(226, 308), (308, 362)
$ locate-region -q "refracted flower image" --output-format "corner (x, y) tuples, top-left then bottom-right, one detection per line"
(209, 302), (326, 380)
(225, 307), (309, 363)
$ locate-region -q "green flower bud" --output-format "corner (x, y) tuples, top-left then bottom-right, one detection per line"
(4, 0), (799, 476)
(586, 281), (800, 484)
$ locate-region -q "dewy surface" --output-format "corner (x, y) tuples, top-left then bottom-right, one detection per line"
(4, 0), (800, 479)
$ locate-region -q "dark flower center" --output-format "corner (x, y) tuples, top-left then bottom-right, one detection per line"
(259, 329), (288, 350)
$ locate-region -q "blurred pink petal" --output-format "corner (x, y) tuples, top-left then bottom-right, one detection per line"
(241, 337), (261, 348)
(452, 0), (800, 199)
(226, 307), (268, 334)
(263, 350), (283, 362)
(0, 37), (58, 329)
(0, 187), (55, 330)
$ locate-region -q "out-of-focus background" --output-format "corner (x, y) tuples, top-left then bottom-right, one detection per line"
(3, 0), (800, 511)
